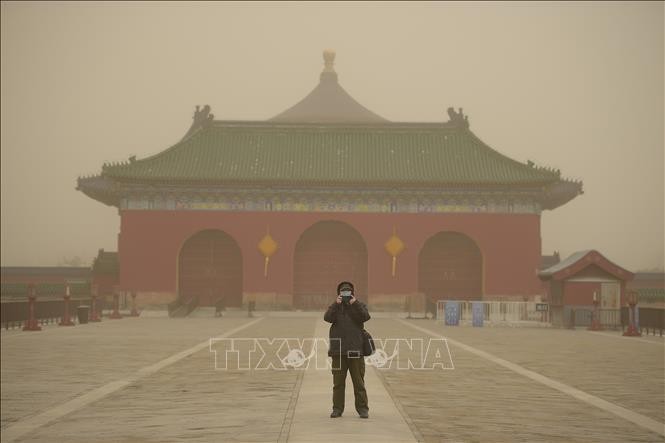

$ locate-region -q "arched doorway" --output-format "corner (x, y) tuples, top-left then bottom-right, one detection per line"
(178, 229), (243, 307)
(293, 221), (368, 309)
(418, 231), (482, 303)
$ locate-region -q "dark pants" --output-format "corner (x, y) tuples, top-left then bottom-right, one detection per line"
(331, 354), (368, 413)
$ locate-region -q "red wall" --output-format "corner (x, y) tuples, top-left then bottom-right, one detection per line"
(118, 210), (542, 299)
(562, 281), (601, 305)
(561, 281), (629, 306)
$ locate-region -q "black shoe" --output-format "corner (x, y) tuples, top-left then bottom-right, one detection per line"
(330, 409), (342, 418)
(358, 409), (369, 419)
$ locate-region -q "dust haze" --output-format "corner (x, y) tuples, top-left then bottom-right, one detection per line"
(1, 1), (663, 271)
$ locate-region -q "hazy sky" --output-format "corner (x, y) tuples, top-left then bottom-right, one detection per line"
(1, 1), (663, 271)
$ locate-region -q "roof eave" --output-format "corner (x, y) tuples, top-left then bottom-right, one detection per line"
(76, 175), (121, 207)
(101, 175), (558, 191)
(540, 179), (584, 210)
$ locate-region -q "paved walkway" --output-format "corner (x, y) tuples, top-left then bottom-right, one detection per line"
(402, 320), (665, 438)
(287, 320), (417, 442)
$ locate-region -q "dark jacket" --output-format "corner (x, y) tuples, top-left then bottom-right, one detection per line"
(323, 300), (371, 357)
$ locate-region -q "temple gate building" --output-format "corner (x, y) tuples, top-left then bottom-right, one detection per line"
(77, 50), (583, 311)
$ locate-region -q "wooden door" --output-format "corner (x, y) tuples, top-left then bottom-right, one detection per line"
(293, 221), (368, 309)
(418, 231), (482, 303)
(178, 230), (243, 307)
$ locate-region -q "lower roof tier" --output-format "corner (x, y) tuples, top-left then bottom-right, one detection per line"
(78, 120), (582, 211)
(76, 176), (581, 213)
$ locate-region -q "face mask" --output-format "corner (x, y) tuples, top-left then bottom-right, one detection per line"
(340, 290), (352, 297)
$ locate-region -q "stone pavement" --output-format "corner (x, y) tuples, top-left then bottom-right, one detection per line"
(3, 316), (313, 442)
(1, 313), (664, 442)
(372, 319), (665, 442)
(401, 320), (665, 424)
(1, 316), (255, 431)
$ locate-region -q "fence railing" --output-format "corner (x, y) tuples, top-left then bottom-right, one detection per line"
(621, 306), (664, 336)
(562, 307), (622, 329)
(436, 300), (550, 324)
(531, 305), (664, 335)
(1, 297), (107, 330)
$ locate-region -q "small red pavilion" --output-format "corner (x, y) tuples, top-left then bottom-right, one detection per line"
(77, 51), (583, 311)
(539, 249), (634, 326)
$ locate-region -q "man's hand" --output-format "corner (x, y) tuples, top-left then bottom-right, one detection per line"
(336, 295), (342, 304)
(349, 295), (356, 304)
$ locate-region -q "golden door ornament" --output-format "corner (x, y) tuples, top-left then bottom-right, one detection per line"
(384, 226), (405, 277)
(258, 227), (278, 277)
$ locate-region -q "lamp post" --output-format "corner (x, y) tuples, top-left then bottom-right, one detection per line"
(109, 291), (123, 319)
(89, 284), (101, 322)
(623, 291), (641, 336)
(59, 285), (75, 326)
(405, 295), (412, 319)
(23, 283), (42, 331)
(130, 292), (139, 317)
(588, 291), (602, 331)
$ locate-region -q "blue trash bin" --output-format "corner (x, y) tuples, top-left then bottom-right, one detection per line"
(444, 301), (460, 326)
(472, 302), (484, 327)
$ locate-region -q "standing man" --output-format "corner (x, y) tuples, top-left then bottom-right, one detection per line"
(324, 281), (371, 419)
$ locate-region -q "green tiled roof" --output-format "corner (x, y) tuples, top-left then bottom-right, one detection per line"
(100, 122), (564, 187)
(1, 282), (90, 297)
(1, 282), (28, 296)
(637, 288), (665, 304)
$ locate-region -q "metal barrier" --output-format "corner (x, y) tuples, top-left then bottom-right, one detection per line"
(1, 297), (93, 330)
(434, 302), (636, 330)
(436, 300), (550, 324)
(563, 307), (622, 329)
(621, 306), (664, 336)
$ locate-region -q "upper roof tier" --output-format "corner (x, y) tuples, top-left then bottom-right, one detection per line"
(270, 49), (388, 123)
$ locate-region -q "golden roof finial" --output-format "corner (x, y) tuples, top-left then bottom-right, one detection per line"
(323, 49), (336, 73)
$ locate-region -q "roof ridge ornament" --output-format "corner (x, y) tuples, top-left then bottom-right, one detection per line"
(320, 49), (338, 82)
(323, 49), (336, 73)
(182, 104), (214, 141)
(446, 107), (470, 129)
(193, 104), (214, 128)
